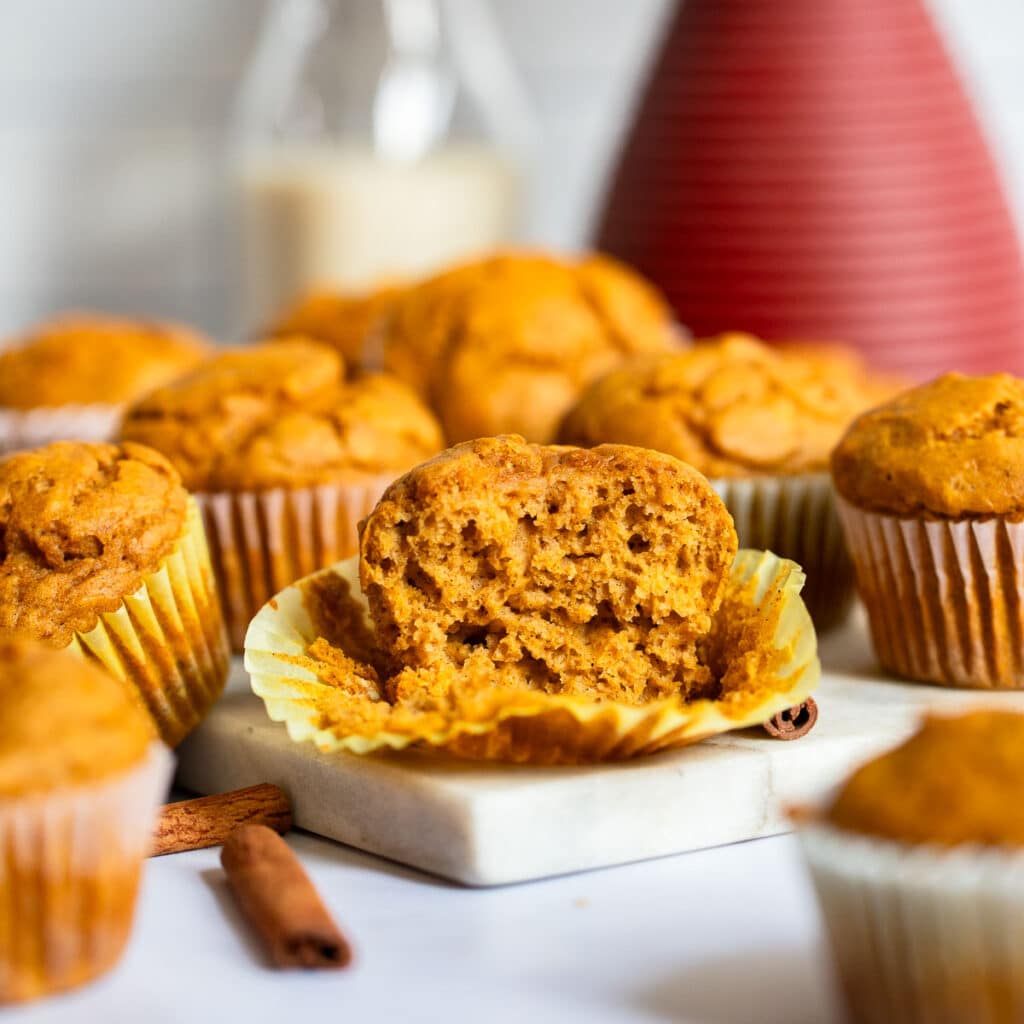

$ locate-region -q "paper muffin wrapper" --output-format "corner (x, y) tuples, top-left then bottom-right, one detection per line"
(0, 404), (123, 455)
(196, 477), (398, 650)
(798, 822), (1024, 1024)
(837, 499), (1024, 689)
(244, 548), (820, 765)
(0, 743), (173, 1004)
(65, 498), (230, 746)
(711, 473), (854, 631)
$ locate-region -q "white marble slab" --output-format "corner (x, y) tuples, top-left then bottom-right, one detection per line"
(176, 613), (1024, 886)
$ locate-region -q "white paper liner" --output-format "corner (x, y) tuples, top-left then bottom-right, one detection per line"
(196, 476), (397, 649)
(837, 499), (1024, 689)
(0, 404), (122, 455)
(711, 473), (854, 630)
(65, 498), (230, 746)
(799, 822), (1024, 1024)
(0, 743), (173, 1003)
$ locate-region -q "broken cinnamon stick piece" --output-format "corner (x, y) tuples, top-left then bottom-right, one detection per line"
(151, 784), (292, 857)
(221, 825), (352, 969)
(762, 698), (819, 740)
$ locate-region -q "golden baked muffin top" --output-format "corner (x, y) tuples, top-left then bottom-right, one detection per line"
(360, 435), (738, 703)
(120, 339), (444, 492)
(267, 284), (402, 368)
(832, 372), (1024, 518)
(380, 251), (678, 444)
(826, 711), (1024, 846)
(560, 333), (893, 477)
(0, 441), (187, 647)
(0, 638), (154, 796)
(0, 312), (209, 408)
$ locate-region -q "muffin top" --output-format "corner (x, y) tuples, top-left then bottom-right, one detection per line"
(560, 333), (892, 477)
(0, 638), (155, 796)
(120, 339), (444, 492)
(826, 711), (1024, 846)
(0, 441), (187, 647)
(0, 312), (209, 408)
(360, 435), (738, 703)
(267, 284), (402, 368)
(380, 251), (678, 444)
(832, 372), (1024, 518)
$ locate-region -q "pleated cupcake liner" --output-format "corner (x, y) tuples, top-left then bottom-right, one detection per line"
(0, 743), (173, 1004)
(244, 548), (820, 765)
(196, 476), (398, 650)
(711, 474), (854, 631)
(0, 404), (122, 455)
(799, 822), (1024, 1024)
(837, 499), (1024, 688)
(66, 498), (230, 745)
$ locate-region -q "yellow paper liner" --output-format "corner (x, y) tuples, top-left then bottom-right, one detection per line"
(712, 473), (854, 631)
(244, 548), (820, 764)
(0, 403), (122, 455)
(837, 499), (1024, 689)
(65, 498), (230, 746)
(0, 743), (173, 1004)
(196, 477), (398, 650)
(798, 821), (1024, 1023)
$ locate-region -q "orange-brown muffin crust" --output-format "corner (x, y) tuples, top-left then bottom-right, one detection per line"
(359, 436), (738, 703)
(0, 441), (187, 647)
(0, 313), (209, 408)
(121, 340), (444, 492)
(381, 252), (678, 444)
(832, 372), (1024, 518)
(0, 638), (155, 796)
(826, 711), (1024, 846)
(267, 284), (402, 368)
(560, 333), (892, 477)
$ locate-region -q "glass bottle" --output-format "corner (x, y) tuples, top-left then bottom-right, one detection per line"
(233, 0), (534, 329)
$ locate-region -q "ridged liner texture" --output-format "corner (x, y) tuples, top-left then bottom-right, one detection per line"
(0, 744), (173, 1004)
(837, 498), (1024, 689)
(197, 477), (398, 650)
(712, 474), (854, 631)
(244, 548), (820, 765)
(799, 822), (1024, 1024)
(0, 404), (122, 455)
(65, 498), (230, 746)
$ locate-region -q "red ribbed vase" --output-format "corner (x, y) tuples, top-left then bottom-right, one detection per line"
(597, 0), (1024, 376)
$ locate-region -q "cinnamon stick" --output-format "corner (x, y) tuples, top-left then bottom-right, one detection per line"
(220, 825), (352, 969)
(151, 784), (292, 857)
(762, 698), (819, 740)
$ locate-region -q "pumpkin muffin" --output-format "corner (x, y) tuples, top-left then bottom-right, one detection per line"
(121, 339), (444, 646)
(0, 313), (209, 453)
(380, 252), (679, 444)
(0, 639), (172, 1003)
(560, 334), (894, 628)
(266, 283), (402, 369)
(798, 711), (1024, 1023)
(832, 373), (1024, 688)
(244, 436), (821, 763)
(0, 441), (229, 744)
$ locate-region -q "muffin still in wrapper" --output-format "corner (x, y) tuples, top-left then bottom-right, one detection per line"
(837, 499), (1024, 689)
(0, 743), (172, 1004)
(66, 498), (230, 745)
(795, 711), (1024, 1023)
(244, 548), (819, 764)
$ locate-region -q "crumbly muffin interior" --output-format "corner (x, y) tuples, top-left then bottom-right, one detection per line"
(359, 437), (737, 704)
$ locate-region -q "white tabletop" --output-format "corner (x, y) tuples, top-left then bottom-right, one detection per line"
(9, 830), (843, 1024)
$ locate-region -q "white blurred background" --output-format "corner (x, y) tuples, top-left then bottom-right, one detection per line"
(0, 0), (1021, 337)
